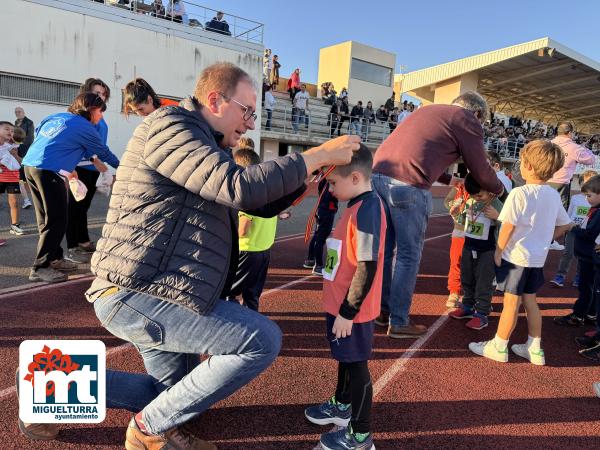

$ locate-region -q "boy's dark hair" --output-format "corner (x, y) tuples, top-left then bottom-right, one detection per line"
(68, 93), (107, 120)
(80, 77), (111, 102)
(464, 173), (482, 195)
(234, 148), (261, 168)
(0, 121), (14, 128)
(334, 144), (373, 178)
(123, 78), (161, 114)
(581, 175), (600, 195)
(12, 127), (26, 143)
(487, 151), (502, 167)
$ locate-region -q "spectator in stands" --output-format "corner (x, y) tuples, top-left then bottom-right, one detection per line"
(264, 84), (275, 131)
(488, 151), (512, 196)
(328, 99), (341, 137)
(270, 54), (280, 90)
(287, 68), (301, 100)
(292, 83), (310, 133)
(339, 87), (348, 101)
(548, 121), (596, 210)
(166, 0), (187, 24)
(321, 82), (337, 105)
(397, 104), (411, 125)
(384, 92), (395, 114)
(337, 97), (350, 136)
(350, 101), (364, 135)
(123, 78), (163, 116)
(376, 104), (388, 123)
(151, 0), (165, 17)
(372, 91), (503, 338)
(14, 107), (34, 209)
(263, 49), (272, 84)
(388, 107), (399, 133)
(205, 10), (231, 35)
(362, 101), (375, 140)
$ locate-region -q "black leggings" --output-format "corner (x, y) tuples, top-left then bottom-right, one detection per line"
(335, 360), (372, 433)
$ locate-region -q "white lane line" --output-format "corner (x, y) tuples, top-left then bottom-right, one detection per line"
(0, 274), (95, 298)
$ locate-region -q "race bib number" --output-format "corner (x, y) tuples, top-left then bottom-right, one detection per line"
(323, 238), (342, 281)
(573, 205), (590, 227)
(464, 215), (491, 240)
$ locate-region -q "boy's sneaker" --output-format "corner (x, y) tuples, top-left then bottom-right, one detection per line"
(22, 198), (32, 209)
(549, 240), (565, 251)
(125, 416), (216, 450)
(575, 335), (600, 349)
(50, 259), (78, 272)
(303, 259), (316, 269)
(468, 340), (508, 363)
(319, 424), (374, 450)
(579, 343), (600, 362)
(18, 419), (59, 441)
(465, 313), (488, 330)
(550, 274), (565, 287)
(593, 382), (600, 398)
(29, 267), (67, 283)
(449, 304), (474, 320)
(511, 343), (546, 366)
(64, 249), (89, 265)
(446, 292), (460, 308)
(10, 223), (25, 235)
(305, 396), (351, 427)
(374, 311), (389, 327)
(572, 274), (580, 288)
(312, 266), (323, 276)
(553, 313), (585, 327)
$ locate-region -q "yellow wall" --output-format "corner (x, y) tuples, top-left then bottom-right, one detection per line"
(433, 72), (479, 104)
(318, 42), (352, 98)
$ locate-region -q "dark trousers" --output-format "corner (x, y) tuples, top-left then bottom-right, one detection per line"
(228, 250), (271, 311)
(337, 117), (349, 135)
(574, 259), (597, 318)
(593, 267), (600, 334)
(548, 181), (571, 210)
(329, 115), (339, 137)
(66, 167), (100, 249)
(308, 211), (336, 267)
(460, 247), (496, 315)
(265, 109), (272, 130)
(335, 360), (372, 434)
(24, 167), (67, 269)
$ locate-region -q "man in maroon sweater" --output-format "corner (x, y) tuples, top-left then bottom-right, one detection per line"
(372, 91), (503, 338)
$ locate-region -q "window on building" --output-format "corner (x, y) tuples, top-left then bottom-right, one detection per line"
(350, 59), (392, 87)
(0, 72), (79, 105)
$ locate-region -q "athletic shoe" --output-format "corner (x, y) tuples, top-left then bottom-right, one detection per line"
(550, 274), (565, 287)
(593, 382), (600, 398)
(305, 397), (351, 427)
(549, 240), (565, 251)
(465, 313), (488, 330)
(125, 416), (217, 450)
(585, 314), (597, 326)
(449, 304), (474, 320)
(18, 420), (59, 441)
(319, 424), (374, 450)
(0, 239), (6, 247)
(50, 258), (78, 272)
(579, 343), (600, 362)
(64, 248), (89, 264)
(446, 292), (460, 308)
(572, 273), (580, 288)
(575, 335), (600, 349)
(553, 313), (585, 327)
(374, 311), (389, 327)
(303, 259), (316, 269)
(468, 340), (508, 363)
(29, 267), (67, 283)
(22, 198), (32, 209)
(312, 266), (323, 276)
(77, 242), (96, 253)
(388, 321), (427, 338)
(9, 223), (25, 235)
(511, 343), (545, 366)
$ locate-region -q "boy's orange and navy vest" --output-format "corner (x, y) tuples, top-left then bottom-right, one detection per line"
(322, 191), (387, 323)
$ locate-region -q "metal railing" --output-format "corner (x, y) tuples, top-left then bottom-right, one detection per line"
(91, 0), (264, 44)
(262, 106), (394, 146)
(484, 137), (524, 160)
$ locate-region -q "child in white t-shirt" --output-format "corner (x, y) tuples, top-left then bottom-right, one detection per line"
(550, 169), (598, 288)
(469, 140), (572, 366)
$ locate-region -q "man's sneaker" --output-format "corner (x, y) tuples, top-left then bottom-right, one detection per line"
(573, 273), (580, 288)
(10, 223), (25, 235)
(18, 419), (59, 441)
(0, 239), (6, 247)
(511, 343), (545, 366)
(124, 417), (217, 450)
(593, 381), (600, 398)
(303, 259), (316, 269)
(29, 267), (67, 283)
(312, 266), (323, 276)
(65, 248), (89, 264)
(446, 292), (460, 308)
(449, 304), (474, 320)
(468, 340), (508, 363)
(553, 313), (585, 327)
(585, 314), (597, 326)
(374, 311), (389, 327)
(319, 424), (374, 450)
(49, 259), (78, 272)
(579, 343), (600, 362)
(78, 242), (96, 253)
(388, 321), (427, 338)
(550, 274), (565, 287)
(22, 198), (32, 209)
(305, 396), (351, 427)
(465, 313), (489, 330)
(549, 240), (565, 251)
(575, 335), (600, 349)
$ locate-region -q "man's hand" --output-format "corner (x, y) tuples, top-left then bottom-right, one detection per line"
(483, 205), (499, 220)
(278, 210), (291, 220)
(494, 249), (502, 267)
(302, 135), (361, 175)
(332, 314), (353, 339)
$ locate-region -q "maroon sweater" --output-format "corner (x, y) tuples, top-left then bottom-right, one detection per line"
(373, 104), (503, 195)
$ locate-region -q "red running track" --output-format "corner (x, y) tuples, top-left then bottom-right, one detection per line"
(1, 215), (599, 449)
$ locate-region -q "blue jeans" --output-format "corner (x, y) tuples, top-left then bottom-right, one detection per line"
(372, 173), (432, 327)
(292, 108), (308, 132)
(93, 289), (282, 434)
(350, 121), (361, 135)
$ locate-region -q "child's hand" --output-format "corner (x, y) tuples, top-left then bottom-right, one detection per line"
(332, 315), (353, 339)
(449, 204), (461, 216)
(278, 210), (291, 220)
(483, 205), (499, 220)
(494, 249), (502, 267)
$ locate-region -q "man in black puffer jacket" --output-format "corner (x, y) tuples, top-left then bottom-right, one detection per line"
(83, 63), (359, 449)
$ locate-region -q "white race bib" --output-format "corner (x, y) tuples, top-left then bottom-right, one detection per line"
(573, 205), (590, 228)
(323, 238), (342, 281)
(464, 215), (491, 240)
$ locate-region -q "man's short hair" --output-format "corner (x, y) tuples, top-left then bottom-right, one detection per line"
(79, 77), (111, 102)
(520, 139), (564, 182)
(234, 148), (260, 167)
(452, 91), (488, 122)
(581, 175), (600, 195)
(579, 169), (598, 186)
(12, 127), (26, 143)
(464, 172), (482, 195)
(236, 136), (255, 151)
(333, 144), (373, 178)
(0, 121), (14, 128)
(487, 151), (502, 167)
(194, 63), (254, 103)
(557, 122), (574, 135)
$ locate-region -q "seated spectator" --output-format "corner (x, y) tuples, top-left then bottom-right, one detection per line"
(151, 0), (165, 17)
(362, 101), (376, 140)
(339, 87), (348, 100)
(205, 10), (231, 35)
(388, 107), (399, 132)
(376, 105), (388, 123)
(166, 0), (187, 24)
(321, 82), (331, 99)
(350, 101), (364, 136)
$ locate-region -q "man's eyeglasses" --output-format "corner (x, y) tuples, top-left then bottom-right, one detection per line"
(218, 92), (257, 122)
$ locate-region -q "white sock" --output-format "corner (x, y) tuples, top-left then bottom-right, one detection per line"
(493, 335), (509, 350)
(527, 336), (541, 351)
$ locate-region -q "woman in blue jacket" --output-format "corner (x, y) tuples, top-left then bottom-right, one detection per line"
(22, 93), (120, 283)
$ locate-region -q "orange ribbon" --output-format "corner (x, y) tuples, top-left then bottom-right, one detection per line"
(23, 345), (80, 396)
